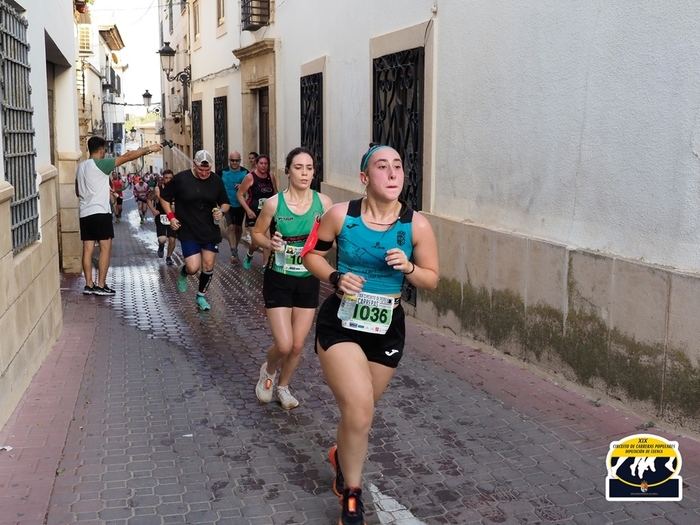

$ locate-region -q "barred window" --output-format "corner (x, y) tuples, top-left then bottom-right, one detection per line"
(241, 0), (270, 31)
(1, 2), (39, 253)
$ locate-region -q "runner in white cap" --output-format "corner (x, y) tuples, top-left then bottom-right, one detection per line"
(159, 150), (231, 311)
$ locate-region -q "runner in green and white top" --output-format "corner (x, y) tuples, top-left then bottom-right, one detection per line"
(251, 147), (333, 410)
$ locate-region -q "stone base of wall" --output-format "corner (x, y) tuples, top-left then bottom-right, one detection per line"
(57, 151), (82, 274)
(0, 167), (64, 427)
(322, 182), (700, 431)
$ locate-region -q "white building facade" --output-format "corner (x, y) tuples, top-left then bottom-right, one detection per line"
(75, 17), (126, 155)
(0, 0), (81, 426)
(162, 1), (700, 426)
(158, 0), (194, 173)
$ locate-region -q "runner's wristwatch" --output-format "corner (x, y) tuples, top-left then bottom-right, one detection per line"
(329, 271), (342, 289)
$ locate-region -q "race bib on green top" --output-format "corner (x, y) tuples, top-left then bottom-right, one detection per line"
(341, 291), (394, 335)
(257, 198), (267, 210)
(281, 245), (306, 273)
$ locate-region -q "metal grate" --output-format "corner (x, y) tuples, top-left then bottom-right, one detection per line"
(241, 0), (270, 31)
(373, 47), (425, 305)
(300, 72), (323, 191)
(191, 100), (202, 153)
(213, 96), (227, 175)
(1, 1), (38, 254)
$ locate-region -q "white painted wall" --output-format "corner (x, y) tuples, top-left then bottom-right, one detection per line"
(23, 0), (78, 167)
(269, 0), (700, 272)
(268, 0), (435, 191)
(436, 0), (700, 272)
(190, 0), (243, 172)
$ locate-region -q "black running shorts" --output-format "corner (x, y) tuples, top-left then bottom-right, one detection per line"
(155, 215), (175, 238)
(80, 213), (114, 241)
(315, 293), (405, 368)
(263, 269), (320, 309)
(245, 210), (260, 228)
(226, 207), (245, 227)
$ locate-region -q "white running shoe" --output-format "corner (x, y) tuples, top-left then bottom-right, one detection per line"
(255, 361), (277, 403)
(276, 385), (299, 410)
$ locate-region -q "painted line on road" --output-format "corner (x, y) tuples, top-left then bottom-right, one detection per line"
(368, 482), (427, 525)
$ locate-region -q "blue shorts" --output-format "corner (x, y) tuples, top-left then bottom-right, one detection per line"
(180, 240), (219, 259)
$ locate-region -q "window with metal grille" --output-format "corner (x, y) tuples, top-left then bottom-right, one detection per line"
(1, 2), (39, 253)
(78, 25), (92, 55)
(241, 0), (270, 31)
(300, 73), (323, 191)
(372, 47), (425, 305)
(191, 100), (202, 153)
(213, 96), (228, 174)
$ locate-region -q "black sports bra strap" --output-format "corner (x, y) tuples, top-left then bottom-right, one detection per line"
(399, 206), (414, 224)
(347, 198), (363, 218)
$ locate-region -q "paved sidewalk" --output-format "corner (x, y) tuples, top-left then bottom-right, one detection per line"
(1, 198), (700, 525)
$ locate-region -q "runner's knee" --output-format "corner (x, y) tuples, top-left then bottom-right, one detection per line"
(340, 402), (374, 434)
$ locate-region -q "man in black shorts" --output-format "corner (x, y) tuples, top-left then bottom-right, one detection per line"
(76, 136), (161, 295)
(150, 169), (177, 265)
(160, 150), (230, 311)
(220, 150), (248, 263)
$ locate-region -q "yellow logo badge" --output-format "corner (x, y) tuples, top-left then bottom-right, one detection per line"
(606, 433), (682, 501)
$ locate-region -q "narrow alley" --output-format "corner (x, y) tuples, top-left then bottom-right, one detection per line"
(2, 197), (699, 525)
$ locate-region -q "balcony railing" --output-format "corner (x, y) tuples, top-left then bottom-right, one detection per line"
(241, 0), (270, 31)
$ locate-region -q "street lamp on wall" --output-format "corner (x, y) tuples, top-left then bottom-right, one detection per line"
(157, 42), (191, 86)
(142, 90), (153, 107)
(128, 126), (145, 171)
(141, 89), (160, 114)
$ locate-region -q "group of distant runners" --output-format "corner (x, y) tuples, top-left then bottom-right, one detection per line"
(75, 138), (439, 525)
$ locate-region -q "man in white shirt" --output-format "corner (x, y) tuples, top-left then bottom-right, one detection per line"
(76, 136), (161, 295)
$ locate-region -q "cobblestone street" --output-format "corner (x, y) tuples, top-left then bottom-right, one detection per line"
(2, 197), (700, 525)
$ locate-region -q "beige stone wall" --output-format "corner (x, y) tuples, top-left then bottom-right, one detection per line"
(0, 166), (64, 427)
(57, 151), (82, 273)
(234, 39), (279, 185)
(322, 181), (700, 430)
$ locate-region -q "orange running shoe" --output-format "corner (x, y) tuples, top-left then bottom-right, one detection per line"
(328, 444), (345, 497)
(338, 487), (366, 525)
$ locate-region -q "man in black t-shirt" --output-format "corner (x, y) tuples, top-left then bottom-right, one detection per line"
(160, 150), (230, 311)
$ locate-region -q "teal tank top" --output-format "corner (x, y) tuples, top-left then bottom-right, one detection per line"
(268, 190), (324, 277)
(336, 199), (414, 294)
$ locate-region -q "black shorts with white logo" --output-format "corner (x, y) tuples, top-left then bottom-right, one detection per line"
(263, 269), (320, 309)
(79, 213), (114, 241)
(315, 293), (405, 368)
(155, 215), (175, 238)
(245, 210), (260, 228)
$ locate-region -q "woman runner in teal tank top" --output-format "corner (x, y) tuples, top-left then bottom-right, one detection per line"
(251, 147), (333, 410)
(303, 144), (439, 525)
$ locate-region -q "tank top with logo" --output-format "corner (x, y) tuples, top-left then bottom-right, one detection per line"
(336, 199), (414, 295)
(248, 171), (275, 214)
(268, 190), (324, 277)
